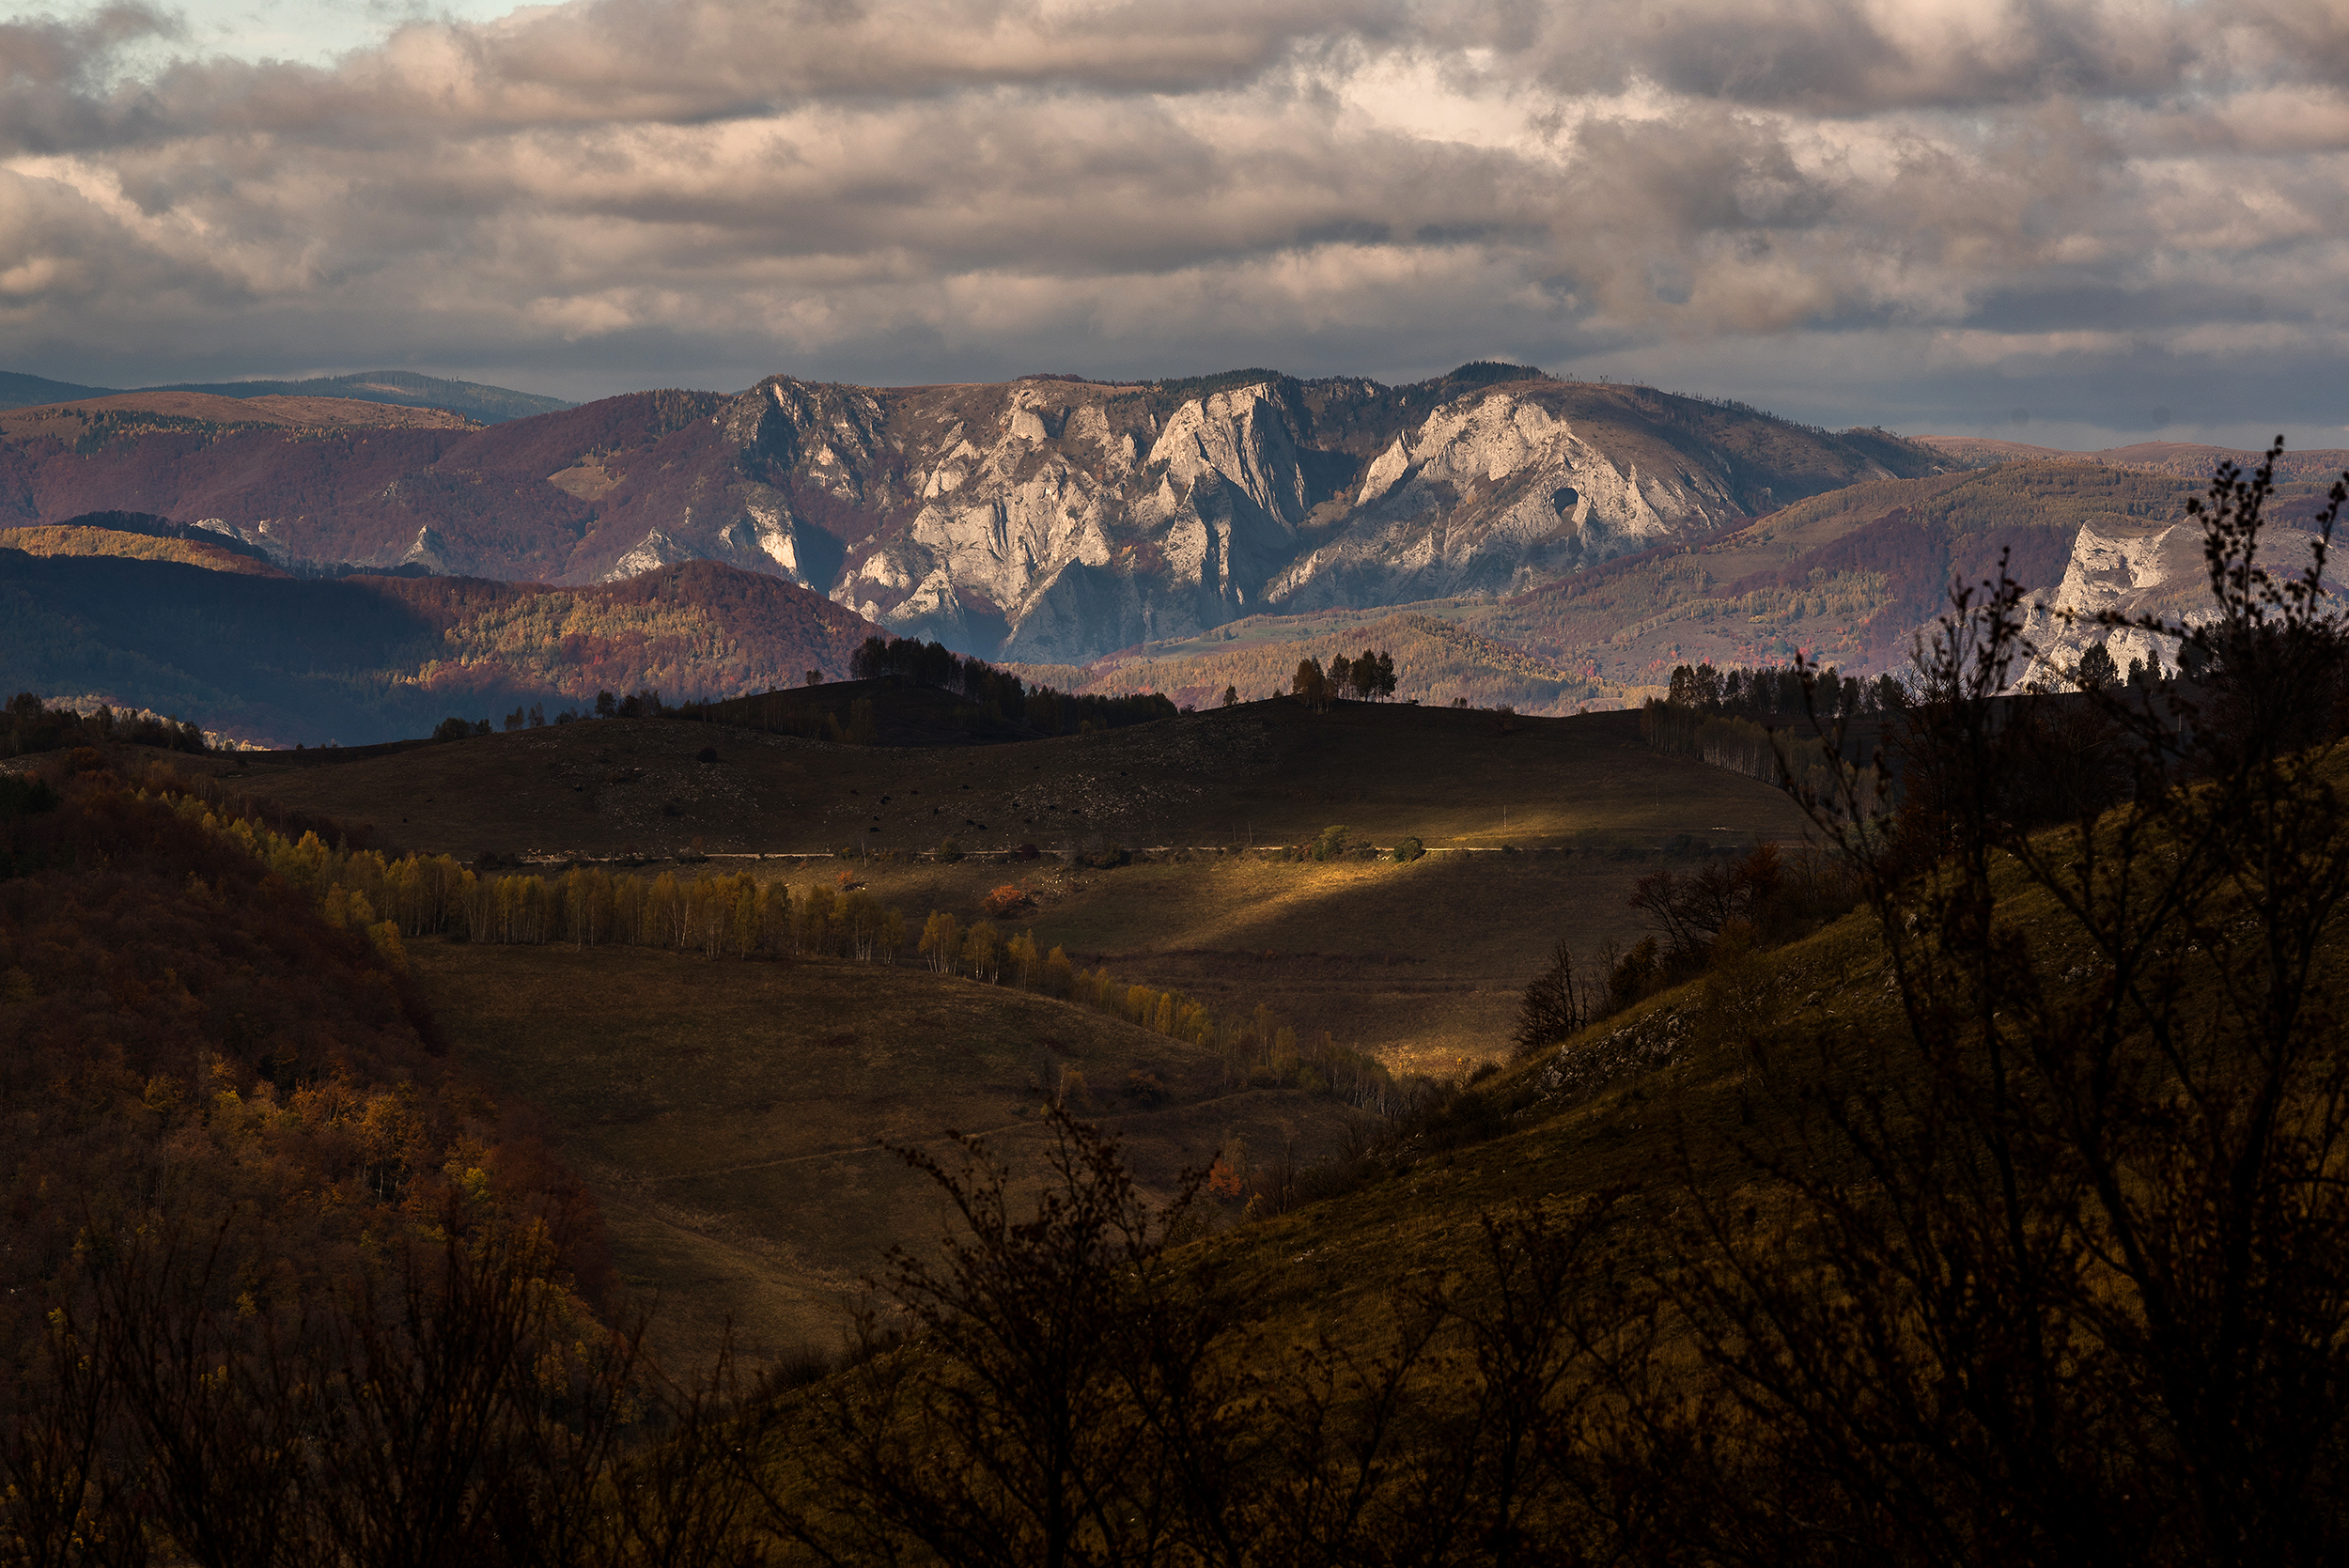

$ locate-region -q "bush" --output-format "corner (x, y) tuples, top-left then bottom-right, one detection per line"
(0, 775), (62, 818)
(1079, 845), (1130, 869)
(937, 837), (964, 863)
(1393, 836), (1424, 862)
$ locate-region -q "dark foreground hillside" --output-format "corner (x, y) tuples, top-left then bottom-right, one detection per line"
(0, 753), (666, 1562)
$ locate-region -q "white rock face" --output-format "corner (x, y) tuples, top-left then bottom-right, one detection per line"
(2018, 520), (2207, 687)
(1269, 391), (1727, 611)
(1149, 385), (1306, 532)
(600, 528), (702, 582)
(401, 525), (449, 573)
(565, 370), (1938, 660)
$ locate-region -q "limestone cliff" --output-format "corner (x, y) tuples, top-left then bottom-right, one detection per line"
(2015, 520), (2205, 689)
(562, 367), (1939, 662)
(1, 363), (1946, 662)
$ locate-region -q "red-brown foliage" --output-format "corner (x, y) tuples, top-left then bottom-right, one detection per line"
(0, 764), (613, 1374)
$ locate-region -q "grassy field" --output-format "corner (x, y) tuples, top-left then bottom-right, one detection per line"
(188, 698), (1807, 862)
(413, 939), (1366, 1371)
(811, 850), (1694, 1078)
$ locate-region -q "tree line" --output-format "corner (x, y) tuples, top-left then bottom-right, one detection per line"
(848, 633), (1178, 733)
(4, 691), (208, 758)
(1287, 648), (1397, 710)
(1662, 659), (1903, 720)
(149, 802), (1406, 1117)
(1640, 697), (1885, 812)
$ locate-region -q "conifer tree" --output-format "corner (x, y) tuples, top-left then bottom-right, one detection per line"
(2076, 639), (2120, 691)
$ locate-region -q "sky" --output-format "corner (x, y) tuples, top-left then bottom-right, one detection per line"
(4, 0), (2349, 451)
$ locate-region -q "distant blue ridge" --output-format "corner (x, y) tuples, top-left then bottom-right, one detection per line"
(0, 368), (571, 424)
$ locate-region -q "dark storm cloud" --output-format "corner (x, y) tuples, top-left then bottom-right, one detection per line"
(4, 0), (2349, 446)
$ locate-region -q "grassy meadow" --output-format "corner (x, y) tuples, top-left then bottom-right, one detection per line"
(413, 940), (1366, 1370)
(820, 848), (1695, 1077)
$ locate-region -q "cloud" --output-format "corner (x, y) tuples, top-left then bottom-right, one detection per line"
(4, 0), (2349, 447)
(1476, 0), (2205, 114)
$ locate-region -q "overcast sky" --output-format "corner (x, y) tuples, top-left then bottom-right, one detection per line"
(4, 0), (2348, 450)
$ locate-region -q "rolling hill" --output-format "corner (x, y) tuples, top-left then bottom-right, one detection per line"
(141, 370), (573, 424)
(0, 368), (571, 422)
(0, 553), (878, 747)
(415, 939), (1365, 1368)
(1921, 433), (2349, 481)
(184, 693), (1807, 862)
(183, 693), (1810, 1081)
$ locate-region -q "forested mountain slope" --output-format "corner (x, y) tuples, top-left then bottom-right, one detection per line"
(0, 553), (876, 747)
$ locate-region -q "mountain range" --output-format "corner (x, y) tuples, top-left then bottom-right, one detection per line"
(8, 360), (2346, 743)
(0, 363), (1948, 664)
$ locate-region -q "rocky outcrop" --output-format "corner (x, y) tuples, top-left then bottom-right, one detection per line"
(1269, 390), (1766, 609)
(600, 526), (704, 582)
(400, 525), (450, 574)
(2018, 520), (2209, 687)
(590, 368), (1941, 663)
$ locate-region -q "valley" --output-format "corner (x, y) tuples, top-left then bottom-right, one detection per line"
(415, 939), (1360, 1372)
(135, 691), (1810, 1364)
(187, 693), (1808, 1080)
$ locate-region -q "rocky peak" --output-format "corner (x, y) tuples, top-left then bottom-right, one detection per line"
(593, 371), (1952, 660)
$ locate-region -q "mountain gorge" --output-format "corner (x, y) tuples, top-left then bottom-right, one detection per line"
(0, 365), (1946, 664)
